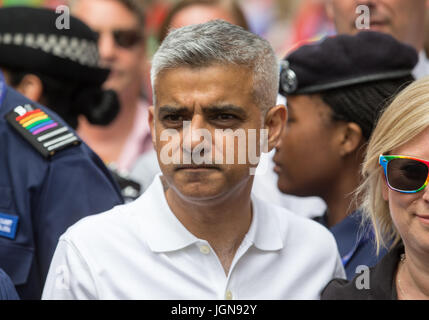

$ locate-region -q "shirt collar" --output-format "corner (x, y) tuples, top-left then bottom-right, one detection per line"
(137, 175), (283, 253)
(137, 174), (199, 252)
(246, 194), (284, 251)
(412, 50), (429, 79)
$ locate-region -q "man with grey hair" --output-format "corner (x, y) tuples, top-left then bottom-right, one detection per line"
(42, 20), (344, 300)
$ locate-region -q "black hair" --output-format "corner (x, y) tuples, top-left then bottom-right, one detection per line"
(6, 68), (119, 129)
(320, 75), (415, 140)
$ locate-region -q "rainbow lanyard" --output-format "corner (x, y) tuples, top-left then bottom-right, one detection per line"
(0, 71), (5, 108)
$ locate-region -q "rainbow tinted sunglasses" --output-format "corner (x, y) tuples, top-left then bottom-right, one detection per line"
(379, 155), (429, 193)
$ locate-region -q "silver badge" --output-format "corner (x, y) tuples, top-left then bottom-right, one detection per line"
(280, 60), (298, 94)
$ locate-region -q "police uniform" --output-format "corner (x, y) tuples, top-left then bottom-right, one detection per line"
(0, 72), (123, 299)
(0, 6), (143, 202)
(0, 268), (19, 300)
(278, 31), (418, 280)
(314, 210), (388, 280)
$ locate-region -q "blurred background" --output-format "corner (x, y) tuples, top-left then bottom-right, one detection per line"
(3, 0), (429, 105)
(0, 0), (335, 57)
(0, 0), (339, 104)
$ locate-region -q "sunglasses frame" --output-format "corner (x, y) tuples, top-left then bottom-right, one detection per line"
(112, 30), (142, 49)
(94, 29), (142, 49)
(379, 155), (429, 194)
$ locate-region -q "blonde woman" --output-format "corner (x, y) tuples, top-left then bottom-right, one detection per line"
(322, 76), (429, 299)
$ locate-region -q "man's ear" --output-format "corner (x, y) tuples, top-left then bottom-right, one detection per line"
(338, 122), (364, 157)
(148, 106), (156, 147)
(15, 74), (43, 102)
(264, 104), (287, 152)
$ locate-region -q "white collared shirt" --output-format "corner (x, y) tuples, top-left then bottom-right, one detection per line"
(413, 51), (429, 79)
(42, 175), (345, 300)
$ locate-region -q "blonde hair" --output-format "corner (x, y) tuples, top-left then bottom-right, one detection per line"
(358, 76), (429, 253)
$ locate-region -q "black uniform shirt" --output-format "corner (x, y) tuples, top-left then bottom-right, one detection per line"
(321, 244), (404, 300)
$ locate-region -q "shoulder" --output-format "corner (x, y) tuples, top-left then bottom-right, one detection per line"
(253, 195), (338, 257)
(322, 244), (401, 300)
(321, 278), (369, 300)
(61, 198), (141, 247)
(59, 177), (165, 254)
(256, 196), (334, 241)
(1, 87), (119, 184)
(1, 86), (89, 162)
(322, 262), (380, 300)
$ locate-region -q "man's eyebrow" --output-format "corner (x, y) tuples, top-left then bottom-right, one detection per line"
(158, 106), (189, 114)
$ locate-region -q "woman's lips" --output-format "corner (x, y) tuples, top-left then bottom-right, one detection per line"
(416, 214), (429, 225)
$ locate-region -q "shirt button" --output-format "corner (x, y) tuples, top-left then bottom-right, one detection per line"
(199, 245), (210, 254)
(225, 290), (233, 300)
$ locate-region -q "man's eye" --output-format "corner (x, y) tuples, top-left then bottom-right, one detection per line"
(215, 114), (238, 121)
(163, 115), (183, 122)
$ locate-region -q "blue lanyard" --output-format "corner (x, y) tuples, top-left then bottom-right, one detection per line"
(0, 71), (5, 108)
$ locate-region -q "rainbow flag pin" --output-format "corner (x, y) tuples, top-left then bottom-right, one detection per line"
(6, 104), (80, 158)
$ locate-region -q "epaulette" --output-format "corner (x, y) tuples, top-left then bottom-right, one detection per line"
(5, 103), (81, 159)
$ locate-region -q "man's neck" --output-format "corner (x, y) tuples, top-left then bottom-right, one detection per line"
(164, 177), (254, 275)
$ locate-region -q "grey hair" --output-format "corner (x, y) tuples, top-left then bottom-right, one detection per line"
(151, 20), (279, 112)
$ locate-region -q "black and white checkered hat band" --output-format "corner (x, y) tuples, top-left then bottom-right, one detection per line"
(0, 33), (100, 68)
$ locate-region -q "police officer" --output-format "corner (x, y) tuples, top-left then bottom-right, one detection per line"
(0, 8), (124, 299)
(0, 7), (142, 202)
(273, 31), (418, 280)
(0, 6), (120, 129)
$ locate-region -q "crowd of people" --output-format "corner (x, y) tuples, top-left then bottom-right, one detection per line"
(1, 0), (429, 300)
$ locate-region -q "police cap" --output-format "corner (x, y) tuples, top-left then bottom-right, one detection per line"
(0, 6), (108, 86)
(279, 31), (418, 96)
